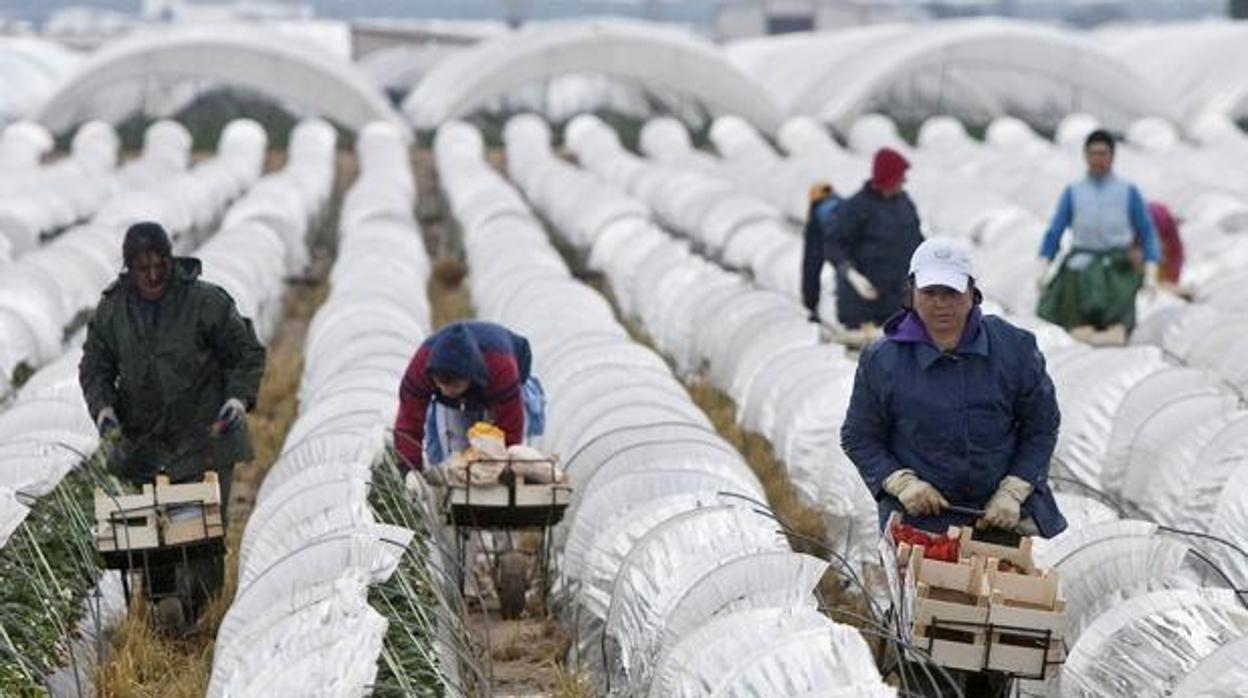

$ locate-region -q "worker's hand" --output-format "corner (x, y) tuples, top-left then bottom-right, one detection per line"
(979, 475), (1034, 531)
(1141, 262), (1159, 299)
(807, 310), (820, 324)
(404, 470), (422, 492)
(96, 407), (122, 443)
(1035, 257), (1052, 292)
(213, 397), (246, 435)
(884, 469), (949, 517)
(844, 267), (879, 301)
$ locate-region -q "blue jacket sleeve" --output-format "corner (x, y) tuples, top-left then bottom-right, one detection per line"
(841, 347), (903, 498)
(801, 203), (825, 314)
(823, 195), (859, 272)
(1128, 186), (1161, 263)
(1038, 186), (1073, 260)
(1009, 334), (1060, 485)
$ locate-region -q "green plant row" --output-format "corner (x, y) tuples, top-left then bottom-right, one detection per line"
(367, 456), (486, 698)
(0, 460), (110, 695)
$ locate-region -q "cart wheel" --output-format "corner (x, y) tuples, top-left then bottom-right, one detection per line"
(497, 550), (529, 620)
(154, 597), (187, 632)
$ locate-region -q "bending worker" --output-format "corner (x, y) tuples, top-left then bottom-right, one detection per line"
(842, 238), (1066, 537)
(79, 221), (266, 611)
(801, 181), (842, 323)
(1036, 129), (1160, 335)
(393, 321), (546, 476)
(824, 147), (924, 331)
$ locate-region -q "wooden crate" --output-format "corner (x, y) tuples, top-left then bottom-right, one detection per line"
(95, 472), (224, 553)
(985, 558), (1067, 636)
(904, 542), (991, 627)
(894, 523), (1066, 679)
(958, 527), (1037, 573)
(914, 622), (1064, 679)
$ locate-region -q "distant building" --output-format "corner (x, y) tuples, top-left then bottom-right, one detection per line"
(714, 0), (927, 39)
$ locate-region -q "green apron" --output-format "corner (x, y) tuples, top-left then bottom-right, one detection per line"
(1037, 248), (1142, 331)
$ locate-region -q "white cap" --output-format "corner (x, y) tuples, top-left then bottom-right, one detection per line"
(909, 237), (973, 292)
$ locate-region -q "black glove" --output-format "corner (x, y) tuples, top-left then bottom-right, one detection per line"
(807, 310), (820, 323)
(97, 407), (122, 443)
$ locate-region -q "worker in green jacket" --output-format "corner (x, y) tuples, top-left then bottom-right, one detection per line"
(79, 221), (265, 616)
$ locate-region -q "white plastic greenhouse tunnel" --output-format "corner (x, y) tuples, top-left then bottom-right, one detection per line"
(209, 121), (479, 696)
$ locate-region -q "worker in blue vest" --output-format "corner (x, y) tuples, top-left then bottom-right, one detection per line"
(1036, 129), (1160, 334)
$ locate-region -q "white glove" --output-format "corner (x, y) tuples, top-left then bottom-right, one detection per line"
(213, 397), (247, 435)
(1142, 261), (1159, 299)
(883, 469), (949, 517)
(979, 475), (1034, 530)
(844, 267), (879, 301)
(404, 470), (423, 492)
(1035, 257), (1052, 292)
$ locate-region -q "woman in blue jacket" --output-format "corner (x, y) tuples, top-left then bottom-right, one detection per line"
(842, 238), (1066, 537)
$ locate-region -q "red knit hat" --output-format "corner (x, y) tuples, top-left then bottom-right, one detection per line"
(871, 147), (909, 191)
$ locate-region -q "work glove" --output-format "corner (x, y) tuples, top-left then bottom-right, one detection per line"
(1141, 261), (1159, 299)
(883, 469), (949, 517)
(213, 397), (246, 435)
(979, 475), (1034, 531)
(405, 468), (445, 492)
(96, 407), (122, 443)
(404, 470), (422, 492)
(806, 310), (820, 324)
(1035, 257), (1052, 292)
(844, 266), (879, 301)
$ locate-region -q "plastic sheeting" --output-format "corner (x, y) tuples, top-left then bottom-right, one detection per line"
(648, 607), (886, 698)
(209, 121), (432, 698)
(1048, 347), (1169, 489)
(1172, 635), (1248, 697)
(406, 19), (781, 133)
(728, 18), (1168, 132)
(1211, 463), (1248, 591)
(1035, 520), (1193, 643)
(1064, 588), (1248, 697)
(33, 26), (407, 137)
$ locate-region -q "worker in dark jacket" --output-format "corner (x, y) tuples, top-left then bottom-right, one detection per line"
(842, 238), (1066, 537)
(80, 222), (265, 510)
(825, 148), (924, 329)
(394, 321), (545, 474)
(79, 221), (266, 618)
(801, 181), (842, 322)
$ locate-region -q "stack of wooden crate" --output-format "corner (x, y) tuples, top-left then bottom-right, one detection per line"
(893, 522), (1065, 679)
(95, 472), (224, 553)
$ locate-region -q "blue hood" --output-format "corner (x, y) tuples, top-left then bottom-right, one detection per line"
(884, 307), (984, 352)
(426, 323), (491, 388)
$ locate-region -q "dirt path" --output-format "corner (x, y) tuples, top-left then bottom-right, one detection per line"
(412, 144), (595, 698)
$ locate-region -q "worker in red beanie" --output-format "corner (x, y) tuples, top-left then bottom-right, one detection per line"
(822, 147), (924, 330)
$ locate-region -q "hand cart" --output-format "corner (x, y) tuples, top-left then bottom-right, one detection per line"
(94, 471), (225, 629)
(435, 457), (572, 619)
